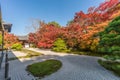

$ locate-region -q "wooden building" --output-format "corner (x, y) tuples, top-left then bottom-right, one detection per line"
(17, 35), (30, 48)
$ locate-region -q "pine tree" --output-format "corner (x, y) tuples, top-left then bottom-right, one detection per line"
(99, 16), (120, 54)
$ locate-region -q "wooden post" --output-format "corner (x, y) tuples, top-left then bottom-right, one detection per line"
(0, 30), (4, 69)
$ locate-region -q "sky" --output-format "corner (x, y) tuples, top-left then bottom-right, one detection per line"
(0, 0), (105, 35)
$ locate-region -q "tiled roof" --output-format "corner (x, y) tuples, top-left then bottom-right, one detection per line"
(17, 35), (28, 41)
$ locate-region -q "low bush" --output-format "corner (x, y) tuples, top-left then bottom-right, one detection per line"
(11, 43), (23, 50)
(52, 38), (70, 53)
(98, 59), (120, 76)
(103, 55), (120, 61)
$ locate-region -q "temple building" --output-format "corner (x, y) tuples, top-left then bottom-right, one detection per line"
(17, 35), (30, 48)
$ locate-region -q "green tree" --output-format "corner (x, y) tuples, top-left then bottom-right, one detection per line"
(67, 20), (74, 26)
(99, 16), (120, 54)
(48, 21), (61, 28)
(52, 38), (70, 53)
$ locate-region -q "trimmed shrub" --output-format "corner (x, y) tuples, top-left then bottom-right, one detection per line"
(52, 38), (70, 53)
(98, 60), (120, 76)
(11, 43), (23, 50)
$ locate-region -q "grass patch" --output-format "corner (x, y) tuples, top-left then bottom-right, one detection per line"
(98, 59), (120, 76)
(21, 49), (41, 57)
(8, 49), (42, 61)
(26, 59), (62, 78)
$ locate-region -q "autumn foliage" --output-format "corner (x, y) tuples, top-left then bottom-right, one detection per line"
(29, 0), (120, 52)
(72, 0), (120, 51)
(4, 32), (20, 48)
(29, 21), (61, 48)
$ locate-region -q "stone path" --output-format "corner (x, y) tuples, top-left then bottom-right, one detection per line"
(0, 48), (120, 80)
(8, 51), (27, 58)
(8, 50), (60, 80)
(0, 51), (6, 80)
(0, 62), (5, 80)
(28, 48), (120, 80)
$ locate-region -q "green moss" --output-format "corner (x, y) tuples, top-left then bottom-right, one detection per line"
(21, 49), (40, 56)
(98, 59), (120, 76)
(8, 49), (42, 61)
(26, 59), (62, 78)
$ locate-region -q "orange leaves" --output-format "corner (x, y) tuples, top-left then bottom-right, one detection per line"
(29, 22), (62, 48)
(110, 10), (120, 19)
(87, 7), (95, 13)
(62, 23), (85, 48)
(29, 0), (120, 51)
(97, 0), (119, 11)
(4, 32), (19, 48)
(74, 0), (119, 28)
